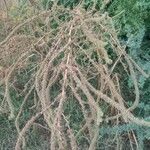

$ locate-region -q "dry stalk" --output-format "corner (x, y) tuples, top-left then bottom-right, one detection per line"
(1, 4), (149, 149)
(15, 99), (58, 150)
(0, 10), (52, 46)
(4, 52), (29, 119)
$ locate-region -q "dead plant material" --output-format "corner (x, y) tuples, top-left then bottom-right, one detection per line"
(0, 3), (149, 150)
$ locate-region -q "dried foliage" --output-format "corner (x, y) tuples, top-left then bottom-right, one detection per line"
(0, 2), (149, 150)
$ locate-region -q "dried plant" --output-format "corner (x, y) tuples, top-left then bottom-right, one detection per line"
(0, 3), (149, 150)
